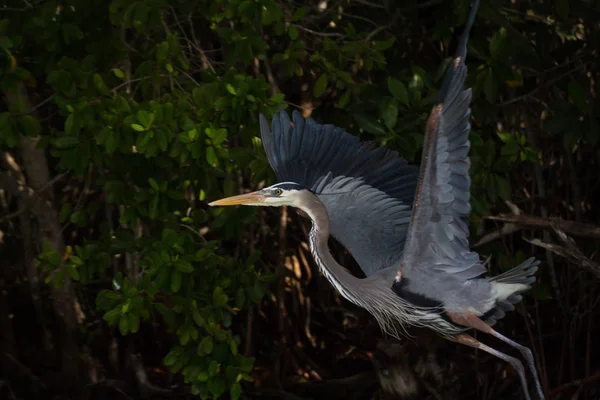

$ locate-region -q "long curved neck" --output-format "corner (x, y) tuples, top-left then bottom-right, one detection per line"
(297, 192), (361, 304)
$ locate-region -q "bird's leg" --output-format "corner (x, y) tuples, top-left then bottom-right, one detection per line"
(451, 334), (532, 400)
(448, 312), (545, 400)
(488, 329), (545, 400)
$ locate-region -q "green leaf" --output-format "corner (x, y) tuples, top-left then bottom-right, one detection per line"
(114, 94), (132, 114)
(180, 326), (191, 345)
(496, 131), (513, 143)
(163, 349), (179, 366)
(148, 178), (159, 191)
(197, 372), (209, 382)
(70, 255), (84, 266)
(230, 383), (242, 400)
(206, 146), (217, 166)
(96, 290), (122, 310)
(229, 339), (238, 355)
(198, 336), (214, 355)
(156, 41), (169, 63)
(103, 307), (121, 324)
(47, 251), (61, 267)
(240, 357), (255, 372)
(354, 113), (387, 135)
(18, 115), (41, 137)
(174, 260), (194, 273)
(387, 77), (409, 105)
(54, 136), (80, 148)
(337, 89), (351, 109)
(215, 294), (228, 307)
(171, 270), (182, 293)
(489, 27), (507, 59)
(226, 84), (237, 95)
(380, 98), (398, 129)
(292, 7), (306, 21)
(149, 195), (159, 219)
(128, 313), (140, 333)
(119, 315), (129, 335)
(192, 310), (206, 328)
(373, 36), (395, 50)
(112, 68), (125, 79)
(208, 360), (219, 376)
(131, 123), (145, 132)
(155, 266), (170, 290)
(288, 25), (299, 40)
(313, 73), (328, 98)
(67, 264), (80, 280)
(207, 377), (226, 398)
(137, 110), (154, 129)
(64, 113), (76, 134)
(93, 73), (110, 95)
(206, 128), (227, 145)
(59, 203), (72, 223)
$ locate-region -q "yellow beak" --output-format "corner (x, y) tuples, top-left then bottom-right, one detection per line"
(208, 191), (265, 206)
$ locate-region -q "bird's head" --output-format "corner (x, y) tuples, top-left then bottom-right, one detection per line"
(209, 182), (309, 208)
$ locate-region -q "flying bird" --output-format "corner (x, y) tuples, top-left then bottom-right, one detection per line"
(210, 1), (544, 398)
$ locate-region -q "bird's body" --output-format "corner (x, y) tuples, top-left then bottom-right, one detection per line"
(210, 1), (545, 398)
(288, 183), (534, 338)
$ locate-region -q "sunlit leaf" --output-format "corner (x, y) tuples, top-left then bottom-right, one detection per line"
(112, 68), (125, 79)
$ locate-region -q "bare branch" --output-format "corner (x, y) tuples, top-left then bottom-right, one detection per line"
(0, 207), (26, 223)
(523, 237), (600, 280)
(293, 24), (345, 38)
(262, 57), (280, 95)
(364, 24), (392, 42)
(352, 0), (385, 9)
(187, 14), (215, 73)
(484, 214), (600, 239)
(473, 223), (522, 248)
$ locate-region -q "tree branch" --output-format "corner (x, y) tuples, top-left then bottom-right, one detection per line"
(484, 214), (600, 239)
(523, 237), (600, 280)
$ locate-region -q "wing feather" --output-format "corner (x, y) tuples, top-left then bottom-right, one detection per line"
(261, 110), (419, 276)
(401, 0), (486, 281)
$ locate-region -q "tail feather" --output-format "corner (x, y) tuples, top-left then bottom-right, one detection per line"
(483, 257), (539, 326)
(489, 257), (539, 286)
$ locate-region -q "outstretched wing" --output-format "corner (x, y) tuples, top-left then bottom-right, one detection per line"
(400, 0), (486, 280)
(260, 110), (418, 276)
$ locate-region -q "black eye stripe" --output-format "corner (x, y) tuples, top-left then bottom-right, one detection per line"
(272, 182), (306, 191)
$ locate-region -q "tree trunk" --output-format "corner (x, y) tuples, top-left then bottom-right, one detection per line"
(3, 83), (87, 397)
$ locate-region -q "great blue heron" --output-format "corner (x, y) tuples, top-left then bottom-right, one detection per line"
(210, 1), (545, 399)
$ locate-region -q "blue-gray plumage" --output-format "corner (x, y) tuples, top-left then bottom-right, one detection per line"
(260, 111), (418, 276)
(209, 1), (544, 399)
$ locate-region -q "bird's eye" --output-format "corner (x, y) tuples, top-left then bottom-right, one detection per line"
(274, 189), (282, 196)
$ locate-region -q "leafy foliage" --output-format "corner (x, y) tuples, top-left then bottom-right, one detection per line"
(1, 0), (599, 399)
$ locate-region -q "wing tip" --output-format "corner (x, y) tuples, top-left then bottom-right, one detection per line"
(457, 0), (480, 59)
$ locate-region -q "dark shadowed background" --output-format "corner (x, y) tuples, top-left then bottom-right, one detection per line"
(0, 0), (599, 399)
